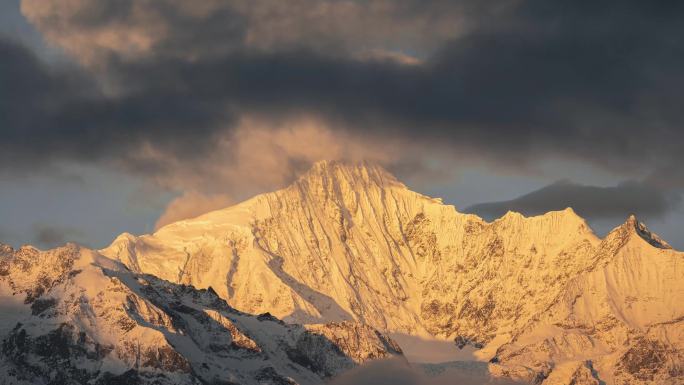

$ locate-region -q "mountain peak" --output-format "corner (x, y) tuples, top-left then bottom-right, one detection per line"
(296, 160), (404, 190)
(495, 206), (586, 225)
(617, 214), (672, 249)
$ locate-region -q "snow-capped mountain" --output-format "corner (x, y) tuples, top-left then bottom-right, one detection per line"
(490, 215), (684, 384)
(99, 161), (684, 384)
(0, 242), (402, 385)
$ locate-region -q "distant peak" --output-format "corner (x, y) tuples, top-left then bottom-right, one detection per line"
(561, 207), (578, 215)
(625, 213), (638, 224)
(495, 207), (585, 224)
(110, 232), (137, 244)
(500, 210), (524, 220)
(622, 214), (672, 249)
(550, 207), (588, 222)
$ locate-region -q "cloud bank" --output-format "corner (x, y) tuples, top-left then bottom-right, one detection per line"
(9, 1), (684, 171)
(2, 0), (683, 224)
(465, 180), (682, 222)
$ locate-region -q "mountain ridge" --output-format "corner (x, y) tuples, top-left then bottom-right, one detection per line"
(0, 242), (403, 384)
(2, 160), (682, 384)
(98, 160), (684, 384)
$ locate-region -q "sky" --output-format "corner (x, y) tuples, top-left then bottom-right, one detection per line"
(1, 0), (683, 249)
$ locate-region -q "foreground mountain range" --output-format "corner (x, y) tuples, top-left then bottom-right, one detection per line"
(0, 243), (402, 384)
(1, 161), (683, 384)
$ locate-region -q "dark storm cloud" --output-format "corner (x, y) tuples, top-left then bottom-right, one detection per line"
(0, 37), (232, 171)
(464, 180), (681, 221)
(3, 0), (684, 183)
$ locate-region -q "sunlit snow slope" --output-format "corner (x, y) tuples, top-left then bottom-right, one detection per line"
(100, 161), (684, 384)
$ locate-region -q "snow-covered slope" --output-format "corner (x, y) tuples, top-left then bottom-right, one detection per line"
(0, 242), (402, 385)
(490, 216), (684, 384)
(101, 162), (600, 339)
(99, 161), (684, 384)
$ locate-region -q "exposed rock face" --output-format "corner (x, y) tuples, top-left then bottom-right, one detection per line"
(0, 243), (402, 385)
(99, 161), (684, 385)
